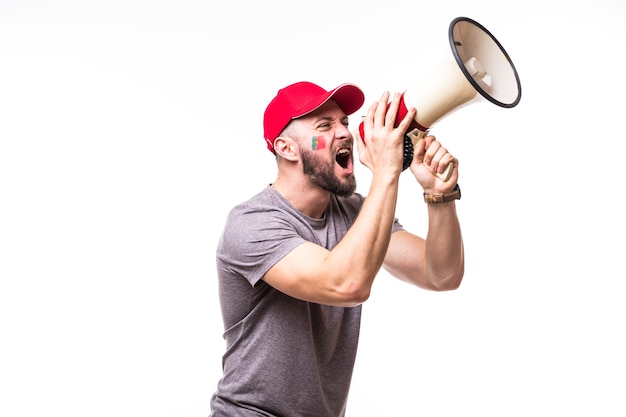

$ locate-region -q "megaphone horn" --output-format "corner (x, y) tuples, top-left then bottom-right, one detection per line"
(357, 17), (522, 180)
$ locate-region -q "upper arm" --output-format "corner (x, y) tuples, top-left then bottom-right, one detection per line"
(384, 229), (464, 291)
(383, 229), (433, 289)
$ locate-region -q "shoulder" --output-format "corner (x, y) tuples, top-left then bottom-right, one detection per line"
(222, 186), (303, 239)
(228, 186), (278, 217)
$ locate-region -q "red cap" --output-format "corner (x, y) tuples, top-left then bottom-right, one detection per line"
(263, 81), (365, 153)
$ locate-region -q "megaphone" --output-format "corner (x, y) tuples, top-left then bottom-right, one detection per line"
(357, 16), (522, 180)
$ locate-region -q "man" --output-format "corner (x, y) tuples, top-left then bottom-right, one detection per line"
(209, 81), (464, 416)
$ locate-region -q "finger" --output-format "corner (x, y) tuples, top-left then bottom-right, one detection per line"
(395, 102), (416, 132)
(385, 92), (402, 126)
(433, 147), (450, 174)
(423, 140), (441, 167)
(431, 146), (459, 176)
(439, 155), (458, 176)
(413, 138), (426, 163)
(423, 135), (435, 151)
(362, 100), (379, 139)
(374, 91), (391, 127)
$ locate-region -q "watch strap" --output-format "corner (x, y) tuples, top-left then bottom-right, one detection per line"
(423, 184), (461, 204)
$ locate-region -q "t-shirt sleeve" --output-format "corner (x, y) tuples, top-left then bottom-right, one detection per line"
(217, 205), (306, 287)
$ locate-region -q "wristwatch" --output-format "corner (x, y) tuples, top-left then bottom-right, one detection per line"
(423, 184), (461, 204)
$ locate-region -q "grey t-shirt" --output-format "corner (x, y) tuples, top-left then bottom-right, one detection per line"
(210, 186), (403, 417)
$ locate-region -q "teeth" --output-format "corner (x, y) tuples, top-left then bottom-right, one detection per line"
(337, 149), (350, 155)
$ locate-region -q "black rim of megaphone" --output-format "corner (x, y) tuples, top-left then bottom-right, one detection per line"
(448, 16), (522, 108)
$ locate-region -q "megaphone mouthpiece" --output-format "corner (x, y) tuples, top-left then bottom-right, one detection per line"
(465, 57), (487, 79)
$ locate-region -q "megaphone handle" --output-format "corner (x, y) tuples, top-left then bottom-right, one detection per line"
(406, 128), (454, 182)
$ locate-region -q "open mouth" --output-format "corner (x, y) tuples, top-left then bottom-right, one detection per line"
(336, 148), (351, 169)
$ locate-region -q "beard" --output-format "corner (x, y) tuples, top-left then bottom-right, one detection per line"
(300, 145), (356, 197)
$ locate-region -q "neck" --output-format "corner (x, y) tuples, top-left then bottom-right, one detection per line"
(272, 176), (330, 219)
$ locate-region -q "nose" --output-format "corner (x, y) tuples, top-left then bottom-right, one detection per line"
(336, 123), (351, 140)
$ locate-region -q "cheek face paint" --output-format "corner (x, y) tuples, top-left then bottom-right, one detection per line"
(311, 135), (326, 151)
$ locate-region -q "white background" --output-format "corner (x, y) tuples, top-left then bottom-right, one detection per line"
(1, 0), (625, 416)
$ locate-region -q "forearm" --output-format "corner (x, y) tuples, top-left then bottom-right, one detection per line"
(330, 173), (400, 295)
(424, 201), (464, 290)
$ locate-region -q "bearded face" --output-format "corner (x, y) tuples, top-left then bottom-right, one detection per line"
(299, 143), (356, 197)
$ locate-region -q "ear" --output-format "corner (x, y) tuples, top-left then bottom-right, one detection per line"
(273, 136), (299, 161)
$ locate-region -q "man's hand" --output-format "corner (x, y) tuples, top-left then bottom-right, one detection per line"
(356, 92), (417, 177)
(410, 135), (459, 194)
